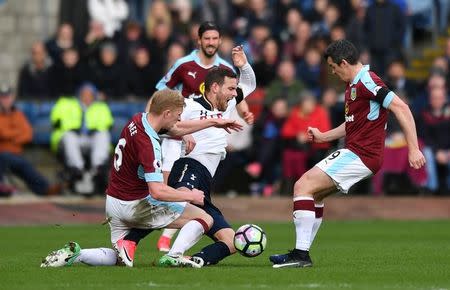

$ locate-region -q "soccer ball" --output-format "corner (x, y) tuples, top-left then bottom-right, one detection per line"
(233, 224), (267, 257)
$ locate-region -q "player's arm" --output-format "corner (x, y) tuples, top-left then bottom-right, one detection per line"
(387, 94), (426, 169)
(232, 46), (256, 98)
(307, 122), (346, 143)
(232, 46), (257, 124)
(167, 118), (243, 136)
(236, 100), (254, 125)
(147, 182), (205, 205)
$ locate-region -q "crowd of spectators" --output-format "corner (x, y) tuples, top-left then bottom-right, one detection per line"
(1, 0), (448, 196)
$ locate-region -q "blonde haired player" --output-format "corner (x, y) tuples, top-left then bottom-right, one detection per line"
(41, 89), (243, 268)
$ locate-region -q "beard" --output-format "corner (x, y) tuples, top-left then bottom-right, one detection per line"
(201, 45), (218, 58)
(217, 99), (229, 111)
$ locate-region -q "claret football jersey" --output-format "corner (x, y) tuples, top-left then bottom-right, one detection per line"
(156, 49), (234, 97)
(344, 65), (395, 173)
(107, 113), (163, 201)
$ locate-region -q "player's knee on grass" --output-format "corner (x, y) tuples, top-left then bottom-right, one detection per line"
(214, 228), (236, 254)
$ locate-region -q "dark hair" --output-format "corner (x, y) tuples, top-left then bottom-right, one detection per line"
(198, 21), (220, 38)
(204, 67), (237, 92)
(323, 39), (359, 65)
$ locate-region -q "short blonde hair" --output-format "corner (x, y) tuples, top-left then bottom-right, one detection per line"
(147, 89), (184, 114)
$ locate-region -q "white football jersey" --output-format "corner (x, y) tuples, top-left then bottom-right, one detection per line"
(181, 63), (256, 176)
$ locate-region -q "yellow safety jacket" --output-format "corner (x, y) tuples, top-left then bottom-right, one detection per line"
(50, 97), (114, 151)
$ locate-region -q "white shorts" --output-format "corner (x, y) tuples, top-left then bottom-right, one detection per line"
(316, 149), (373, 194)
(161, 138), (182, 172)
(105, 194), (187, 244)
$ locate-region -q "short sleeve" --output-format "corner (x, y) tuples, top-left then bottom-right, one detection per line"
(136, 133), (163, 182)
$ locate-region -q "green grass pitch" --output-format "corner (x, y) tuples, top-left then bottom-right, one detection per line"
(1, 220), (450, 290)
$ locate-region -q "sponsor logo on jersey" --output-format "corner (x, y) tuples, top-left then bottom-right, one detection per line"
(351, 87), (357, 100)
(188, 71), (197, 79)
(345, 114), (354, 122)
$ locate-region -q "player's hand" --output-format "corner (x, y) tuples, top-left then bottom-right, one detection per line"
(213, 119), (243, 133)
(231, 45), (247, 68)
(409, 148), (426, 169)
(242, 111), (254, 125)
(182, 134), (196, 154)
(190, 188), (205, 206)
(307, 127), (326, 143)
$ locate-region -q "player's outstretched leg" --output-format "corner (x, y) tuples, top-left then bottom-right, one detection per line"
(190, 227), (235, 266)
(41, 242), (118, 267)
(270, 167), (335, 268)
(157, 204), (213, 268)
(157, 228), (177, 252)
(41, 241), (81, 267)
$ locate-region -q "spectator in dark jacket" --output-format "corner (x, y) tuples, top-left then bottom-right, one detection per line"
(17, 41), (54, 99)
(51, 47), (86, 97)
(45, 23), (77, 67)
(346, 0), (367, 51)
(253, 38), (279, 88)
(124, 47), (160, 99)
(385, 59), (418, 101)
(417, 87), (450, 194)
(116, 20), (149, 67)
(90, 42), (124, 99)
(364, 0), (406, 76)
(246, 98), (289, 197)
(297, 46), (323, 97)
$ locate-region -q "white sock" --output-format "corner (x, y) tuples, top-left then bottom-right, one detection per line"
(293, 196), (316, 251)
(74, 248), (117, 266)
(168, 220), (205, 256)
(310, 202), (324, 245)
(161, 228), (178, 239)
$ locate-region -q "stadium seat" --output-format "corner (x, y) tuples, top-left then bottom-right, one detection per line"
(33, 117), (52, 145)
(111, 116), (129, 143)
(108, 101), (132, 118)
(15, 101), (37, 124)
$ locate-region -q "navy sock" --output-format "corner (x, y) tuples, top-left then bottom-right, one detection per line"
(193, 241), (231, 265)
(124, 228), (153, 245)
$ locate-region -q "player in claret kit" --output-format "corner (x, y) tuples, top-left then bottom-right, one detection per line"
(40, 89), (243, 268)
(270, 39), (426, 268)
(155, 21), (254, 252)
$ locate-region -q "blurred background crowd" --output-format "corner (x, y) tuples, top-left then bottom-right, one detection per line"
(0, 0), (448, 198)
